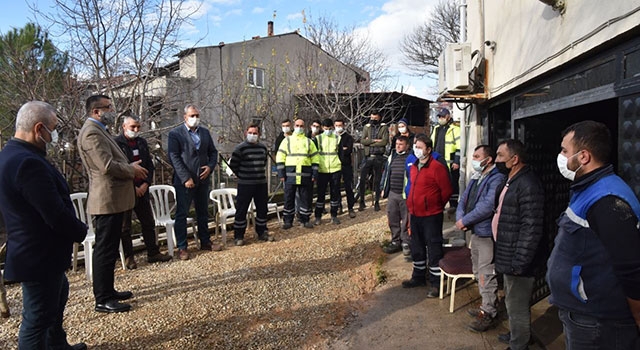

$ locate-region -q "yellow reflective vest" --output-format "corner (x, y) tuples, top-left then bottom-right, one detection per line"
(276, 133), (319, 185)
(315, 133), (341, 174)
(431, 122), (460, 166)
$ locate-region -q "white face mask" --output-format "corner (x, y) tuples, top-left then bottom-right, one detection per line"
(323, 129), (332, 136)
(246, 134), (258, 143)
(311, 126), (319, 134)
(124, 129), (138, 139)
(187, 117), (199, 128)
(334, 126), (344, 134)
(413, 148), (425, 159)
(294, 127), (304, 134)
(398, 126), (407, 134)
(471, 157), (489, 172)
(438, 118), (448, 126)
(282, 126), (291, 134)
(557, 152), (582, 181)
(40, 125), (59, 147)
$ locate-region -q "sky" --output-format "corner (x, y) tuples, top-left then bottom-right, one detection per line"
(0, 0), (440, 100)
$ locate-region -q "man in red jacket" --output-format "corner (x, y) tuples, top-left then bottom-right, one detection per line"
(402, 134), (453, 298)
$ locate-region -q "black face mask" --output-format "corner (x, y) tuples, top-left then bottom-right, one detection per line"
(371, 119), (380, 125)
(495, 162), (510, 175)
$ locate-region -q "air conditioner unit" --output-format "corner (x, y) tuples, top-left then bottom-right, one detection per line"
(438, 42), (473, 95)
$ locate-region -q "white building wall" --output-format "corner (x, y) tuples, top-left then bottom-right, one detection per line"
(467, 0), (640, 99)
(457, 0), (640, 188)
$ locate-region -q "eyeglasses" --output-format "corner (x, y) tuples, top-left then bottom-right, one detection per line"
(186, 114), (200, 118)
(95, 104), (112, 110)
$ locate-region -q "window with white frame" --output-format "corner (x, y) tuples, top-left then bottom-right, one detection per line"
(247, 67), (264, 88)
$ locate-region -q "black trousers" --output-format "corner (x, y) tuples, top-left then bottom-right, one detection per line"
(283, 182), (312, 224)
(409, 213), (444, 287)
(234, 183), (268, 239)
(341, 165), (355, 210)
(450, 166), (460, 207)
(93, 212), (125, 304)
(121, 192), (160, 258)
(359, 155), (384, 203)
(315, 172), (342, 218)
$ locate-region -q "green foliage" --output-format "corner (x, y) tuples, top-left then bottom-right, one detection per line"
(0, 23), (69, 140)
(375, 254), (388, 284)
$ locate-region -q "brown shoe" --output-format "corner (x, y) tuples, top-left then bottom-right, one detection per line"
(147, 252), (172, 263)
(178, 249), (190, 261)
(200, 242), (222, 251)
(125, 256), (137, 270)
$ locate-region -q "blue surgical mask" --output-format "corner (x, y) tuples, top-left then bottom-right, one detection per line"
(471, 157), (489, 172)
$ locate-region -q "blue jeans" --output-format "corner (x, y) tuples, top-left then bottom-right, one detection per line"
(19, 271), (75, 349)
(175, 183), (211, 250)
(503, 274), (534, 350)
(559, 309), (640, 350)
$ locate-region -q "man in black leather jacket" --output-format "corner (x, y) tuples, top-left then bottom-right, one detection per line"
(492, 139), (545, 350)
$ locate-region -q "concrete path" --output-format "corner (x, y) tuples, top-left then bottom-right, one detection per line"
(330, 217), (565, 350)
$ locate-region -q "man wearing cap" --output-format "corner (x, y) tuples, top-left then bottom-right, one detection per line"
(431, 108), (460, 208)
(392, 118), (415, 152)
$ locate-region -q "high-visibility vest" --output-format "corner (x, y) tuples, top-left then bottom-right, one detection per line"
(276, 133), (319, 185)
(431, 123), (460, 165)
(315, 133), (341, 173)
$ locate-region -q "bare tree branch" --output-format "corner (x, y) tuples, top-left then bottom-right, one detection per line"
(400, 0), (460, 78)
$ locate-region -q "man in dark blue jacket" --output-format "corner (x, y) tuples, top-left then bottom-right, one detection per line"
(168, 104), (219, 260)
(0, 101), (87, 349)
(455, 145), (504, 333)
(548, 121), (640, 349)
(492, 139), (545, 350)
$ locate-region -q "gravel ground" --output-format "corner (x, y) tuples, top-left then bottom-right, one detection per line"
(0, 206), (388, 349)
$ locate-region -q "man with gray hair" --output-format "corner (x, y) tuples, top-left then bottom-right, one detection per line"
(0, 101), (88, 349)
(168, 104), (220, 259)
(115, 116), (171, 268)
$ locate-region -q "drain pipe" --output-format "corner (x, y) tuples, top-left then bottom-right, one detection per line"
(459, 0), (467, 43)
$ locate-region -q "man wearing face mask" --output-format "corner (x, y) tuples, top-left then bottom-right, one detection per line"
(491, 139), (545, 350)
(229, 124), (273, 246)
(547, 121), (640, 349)
(359, 110), (388, 211)
(391, 118), (415, 153)
(402, 134), (452, 298)
(168, 104), (220, 260)
(431, 108), (460, 208)
(0, 101), (88, 349)
(334, 118), (356, 218)
(277, 118), (320, 229)
(307, 119), (322, 144)
(380, 136), (412, 256)
(115, 116), (172, 269)
(273, 119), (292, 154)
(313, 118), (342, 225)
(455, 145), (504, 333)
(78, 95), (149, 313)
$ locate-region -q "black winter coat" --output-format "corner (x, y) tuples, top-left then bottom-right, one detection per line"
(494, 165), (546, 277)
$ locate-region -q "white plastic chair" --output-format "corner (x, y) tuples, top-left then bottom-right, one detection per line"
(148, 185), (196, 256)
(70, 192), (126, 280)
(209, 188), (238, 247)
(249, 200), (282, 225)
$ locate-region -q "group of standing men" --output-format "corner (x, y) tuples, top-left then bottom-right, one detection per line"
(0, 97), (224, 347)
(275, 117), (357, 230)
(452, 122), (640, 350)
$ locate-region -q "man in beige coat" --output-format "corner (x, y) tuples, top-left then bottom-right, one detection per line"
(78, 94), (148, 313)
